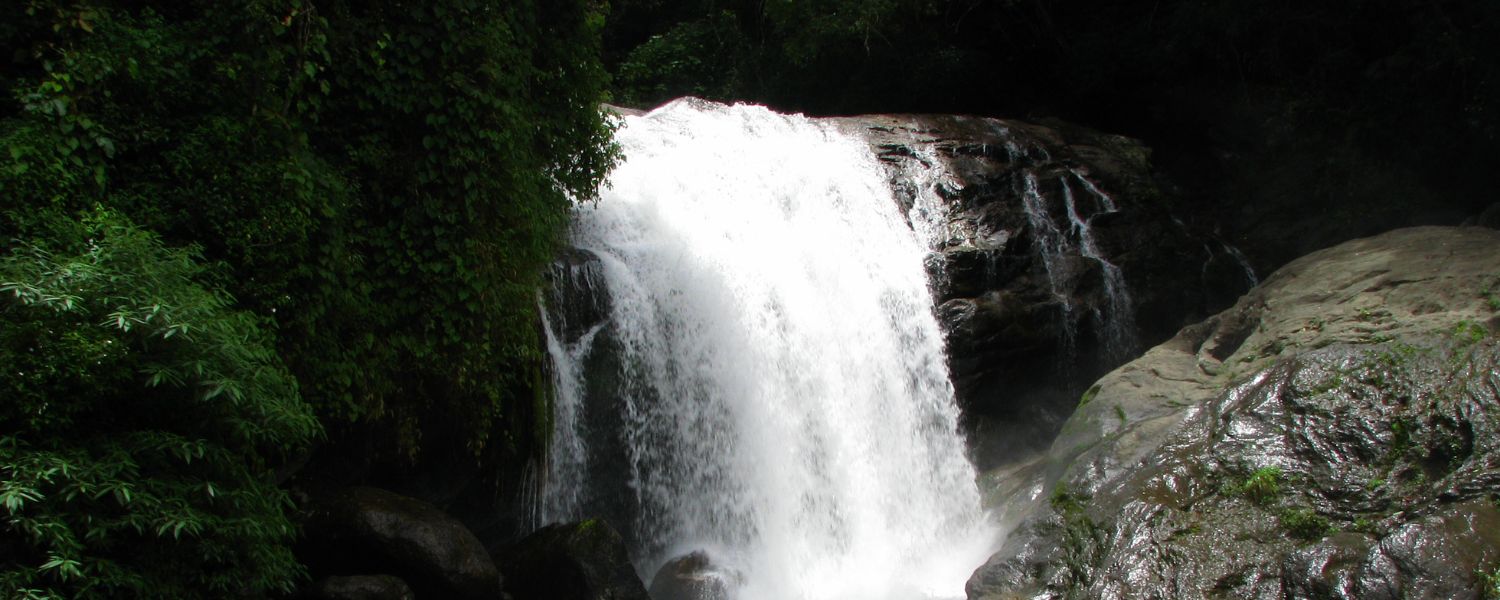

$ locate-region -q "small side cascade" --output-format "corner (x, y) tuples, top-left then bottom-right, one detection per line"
(1171, 214), (1260, 294)
(1015, 163), (1140, 364)
(875, 118), (1143, 368)
(535, 250), (614, 527)
(1019, 171), (1082, 356)
(1221, 242), (1260, 287)
(537, 304), (601, 527)
(1060, 171), (1139, 364)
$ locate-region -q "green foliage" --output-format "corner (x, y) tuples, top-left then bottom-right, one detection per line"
(1481, 567), (1500, 600)
(1, 1), (617, 595)
(606, 0), (972, 112)
(616, 10), (748, 104)
(2, 0), (618, 460)
(297, 0), (619, 455)
(0, 213), (318, 599)
(1225, 466), (1283, 506)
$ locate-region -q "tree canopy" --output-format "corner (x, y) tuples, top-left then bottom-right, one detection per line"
(2, 1), (616, 595)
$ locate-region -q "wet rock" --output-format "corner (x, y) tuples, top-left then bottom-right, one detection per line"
(1356, 501), (1500, 599)
(300, 486), (501, 600)
(499, 519), (650, 600)
(304, 575), (414, 600)
(969, 227), (1500, 599)
(836, 114), (1235, 470)
(547, 248), (613, 345)
(1281, 533), (1373, 600)
(647, 551), (737, 600)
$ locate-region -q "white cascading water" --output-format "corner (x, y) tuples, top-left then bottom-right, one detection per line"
(542, 98), (995, 600)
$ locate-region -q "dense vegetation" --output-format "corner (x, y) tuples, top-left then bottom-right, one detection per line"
(2, 0), (614, 596)
(1, 215), (318, 597)
(605, 0), (1498, 140)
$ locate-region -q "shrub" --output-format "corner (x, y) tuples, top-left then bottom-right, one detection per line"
(0, 213), (319, 598)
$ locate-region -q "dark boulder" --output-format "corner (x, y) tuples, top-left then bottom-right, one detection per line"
(647, 551), (738, 600)
(300, 486), (501, 600)
(500, 519), (650, 600)
(303, 575), (415, 600)
(547, 248), (613, 345)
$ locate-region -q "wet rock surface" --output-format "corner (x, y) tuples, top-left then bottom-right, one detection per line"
(548, 248), (613, 345)
(499, 519), (650, 600)
(299, 486), (501, 600)
(969, 226), (1500, 599)
(838, 114), (1243, 469)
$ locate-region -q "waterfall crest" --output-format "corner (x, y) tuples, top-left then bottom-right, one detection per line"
(542, 99), (994, 600)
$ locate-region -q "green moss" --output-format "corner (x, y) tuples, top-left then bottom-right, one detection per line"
(1113, 404), (1128, 424)
(1371, 341), (1429, 370)
(1048, 484), (1106, 593)
(1050, 484), (1090, 514)
(1225, 466), (1283, 506)
(1384, 417), (1420, 468)
(1482, 280), (1500, 312)
(1311, 371), (1346, 394)
(1279, 507), (1332, 541)
(1079, 384), (1101, 407)
(1453, 320), (1491, 345)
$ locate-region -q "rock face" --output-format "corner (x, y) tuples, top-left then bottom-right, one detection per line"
(968, 226), (1500, 599)
(834, 114), (1249, 468)
(499, 519), (651, 600)
(548, 248), (613, 346)
(299, 486), (502, 600)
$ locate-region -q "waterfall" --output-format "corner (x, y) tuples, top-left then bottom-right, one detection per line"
(542, 99), (994, 600)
